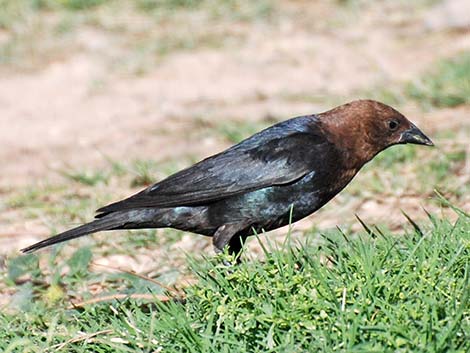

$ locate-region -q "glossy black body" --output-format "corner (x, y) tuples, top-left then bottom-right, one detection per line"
(22, 100), (433, 254)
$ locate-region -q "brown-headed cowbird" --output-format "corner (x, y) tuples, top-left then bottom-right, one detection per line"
(22, 100), (433, 255)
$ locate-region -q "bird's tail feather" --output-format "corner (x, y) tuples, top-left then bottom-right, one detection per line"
(21, 212), (130, 253)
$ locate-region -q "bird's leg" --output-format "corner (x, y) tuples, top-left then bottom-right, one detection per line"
(213, 223), (247, 265)
(213, 224), (238, 254)
(227, 234), (248, 257)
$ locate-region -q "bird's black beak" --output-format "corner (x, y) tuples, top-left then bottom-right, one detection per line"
(399, 124), (434, 146)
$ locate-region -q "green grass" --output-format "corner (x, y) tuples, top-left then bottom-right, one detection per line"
(135, 0), (275, 21)
(0, 0), (276, 73)
(61, 169), (110, 186)
(1, 207), (469, 352)
(357, 51), (470, 110)
(406, 51), (470, 108)
(215, 119), (276, 144)
(60, 0), (108, 10)
(186, 114), (280, 144)
(336, 0), (440, 7)
(3, 0), (276, 28)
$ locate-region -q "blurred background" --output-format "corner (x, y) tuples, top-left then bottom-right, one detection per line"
(0, 0), (469, 290)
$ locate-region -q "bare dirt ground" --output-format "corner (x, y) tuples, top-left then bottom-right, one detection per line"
(0, 0), (469, 262)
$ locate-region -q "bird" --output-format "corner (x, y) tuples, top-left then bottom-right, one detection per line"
(22, 100), (433, 256)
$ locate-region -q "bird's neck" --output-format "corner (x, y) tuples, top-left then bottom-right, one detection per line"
(316, 113), (379, 170)
(341, 141), (379, 170)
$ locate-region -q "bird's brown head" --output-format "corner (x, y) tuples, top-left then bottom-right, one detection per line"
(318, 99), (433, 168)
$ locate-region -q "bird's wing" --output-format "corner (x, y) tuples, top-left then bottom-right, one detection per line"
(96, 117), (331, 214)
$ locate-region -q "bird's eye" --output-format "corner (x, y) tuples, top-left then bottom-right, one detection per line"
(388, 120), (399, 131)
